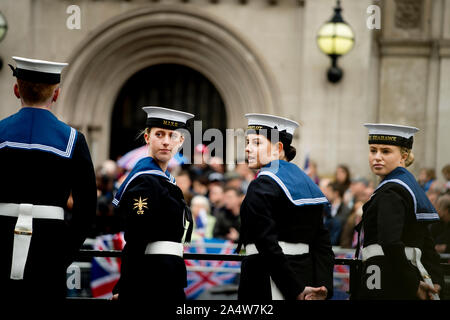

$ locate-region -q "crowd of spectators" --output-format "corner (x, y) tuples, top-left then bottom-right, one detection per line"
(90, 144), (450, 252)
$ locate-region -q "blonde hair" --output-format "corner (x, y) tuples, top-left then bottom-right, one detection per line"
(138, 128), (151, 141)
(400, 147), (414, 167)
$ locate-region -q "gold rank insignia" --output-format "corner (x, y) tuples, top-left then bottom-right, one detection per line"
(133, 197), (148, 215)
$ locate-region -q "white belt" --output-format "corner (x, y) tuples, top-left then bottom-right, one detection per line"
(245, 241), (309, 300)
(245, 241), (309, 256)
(0, 203), (64, 280)
(145, 241), (184, 258)
(362, 244), (440, 300)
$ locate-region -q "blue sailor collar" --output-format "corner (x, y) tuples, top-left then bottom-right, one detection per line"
(375, 166), (439, 222)
(112, 156), (176, 207)
(257, 160), (328, 207)
(0, 107), (77, 158)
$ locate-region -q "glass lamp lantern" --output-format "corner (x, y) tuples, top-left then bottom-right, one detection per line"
(317, 1), (355, 83)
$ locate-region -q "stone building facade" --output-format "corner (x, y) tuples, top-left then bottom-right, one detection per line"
(0, 0), (449, 180)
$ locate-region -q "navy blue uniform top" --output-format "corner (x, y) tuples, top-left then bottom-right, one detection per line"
(238, 160), (334, 300)
(357, 167), (443, 299)
(112, 157), (193, 300)
(0, 107), (97, 298)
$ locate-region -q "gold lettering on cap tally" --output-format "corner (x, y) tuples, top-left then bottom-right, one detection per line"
(163, 120), (179, 127)
(370, 135), (397, 142)
(248, 125), (263, 130)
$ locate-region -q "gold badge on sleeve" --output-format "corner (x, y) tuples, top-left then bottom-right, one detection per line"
(133, 197), (148, 215)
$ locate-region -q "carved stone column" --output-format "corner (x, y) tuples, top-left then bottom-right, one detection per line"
(378, 0), (438, 174)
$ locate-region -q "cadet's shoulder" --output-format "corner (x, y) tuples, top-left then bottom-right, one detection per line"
(0, 112), (19, 135)
(127, 173), (164, 190)
(247, 174), (280, 194)
(376, 181), (412, 200)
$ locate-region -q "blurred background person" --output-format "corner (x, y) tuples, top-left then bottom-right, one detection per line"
(224, 171), (245, 192)
(319, 177), (332, 195)
(340, 201), (364, 249)
(426, 181), (446, 209)
(190, 195), (216, 240)
(322, 182), (351, 246)
(334, 164), (351, 195)
(208, 183), (225, 217)
(429, 194), (450, 254)
(345, 176), (370, 209)
(175, 170), (194, 205)
(213, 186), (243, 242)
(418, 168), (437, 193)
(94, 160), (122, 236)
(235, 163), (256, 193)
(305, 160), (320, 185)
(192, 174), (209, 197)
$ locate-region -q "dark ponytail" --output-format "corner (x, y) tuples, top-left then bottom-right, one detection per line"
(284, 145), (296, 162)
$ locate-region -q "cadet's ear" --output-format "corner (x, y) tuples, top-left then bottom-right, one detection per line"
(179, 134), (185, 145)
(278, 141), (284, 154)
(52, 87), (60, 102)
(144, 128), (152, 144)
(14, 83), (20, 99)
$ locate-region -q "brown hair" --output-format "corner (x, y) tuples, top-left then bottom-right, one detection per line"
(17, 79), (58, 105)
(283, 145), (297, 162)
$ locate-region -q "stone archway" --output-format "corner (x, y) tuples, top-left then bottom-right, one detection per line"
(57, 5), (280, 166)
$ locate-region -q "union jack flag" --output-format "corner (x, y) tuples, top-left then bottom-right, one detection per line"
(184, 238), (241, 300)
(332, 252), (354, 300)
(90, 232), (126, 299)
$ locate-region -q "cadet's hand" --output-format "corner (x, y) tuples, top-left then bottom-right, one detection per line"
(297, 286), (327, 300)
(430, 284), (441, 300)
(416, 281), (438, 300)
(433, 284), (441, 294)
(111, 294), (119, 301)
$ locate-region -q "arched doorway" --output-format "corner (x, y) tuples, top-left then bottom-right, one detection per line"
(57, 6), (280, 166)
(110, 64), (227, 161)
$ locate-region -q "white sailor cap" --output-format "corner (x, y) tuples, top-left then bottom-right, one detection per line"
(9, 56), (68, 84)
(364, 123), (419, 149)
(245, 113), (300, 145)
(143, 106), (194, 130)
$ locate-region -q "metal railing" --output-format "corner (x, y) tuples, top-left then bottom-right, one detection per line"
(71, 249), (450, 300)
(73, 249), (362, 299)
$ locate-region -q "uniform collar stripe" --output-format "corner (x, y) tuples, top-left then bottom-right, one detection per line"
(258, 171), (328, 206)
(114, 169), (176, 205)
(376, 178), (417, 213)
(0, 127), (77, 158)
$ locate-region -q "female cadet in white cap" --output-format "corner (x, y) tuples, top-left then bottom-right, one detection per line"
(354, 123), (443, 300)
(112, 107), (194, 302)
(236, 114), (334, 300)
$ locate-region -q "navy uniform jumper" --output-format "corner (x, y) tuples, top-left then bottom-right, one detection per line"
(237, 160), (335, 300)
(112, 157), (193, 301)
(355, 167), (444, 300)
(0, 107), (97, 300)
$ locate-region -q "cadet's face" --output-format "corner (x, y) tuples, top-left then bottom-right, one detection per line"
(245, 134), (275, 169)
(368, 144), (405, 178)
(146, 128), (184, 164)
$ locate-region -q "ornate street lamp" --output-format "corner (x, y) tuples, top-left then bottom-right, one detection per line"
(317, 0), (355, 83)
(0, 11), (8, 71)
